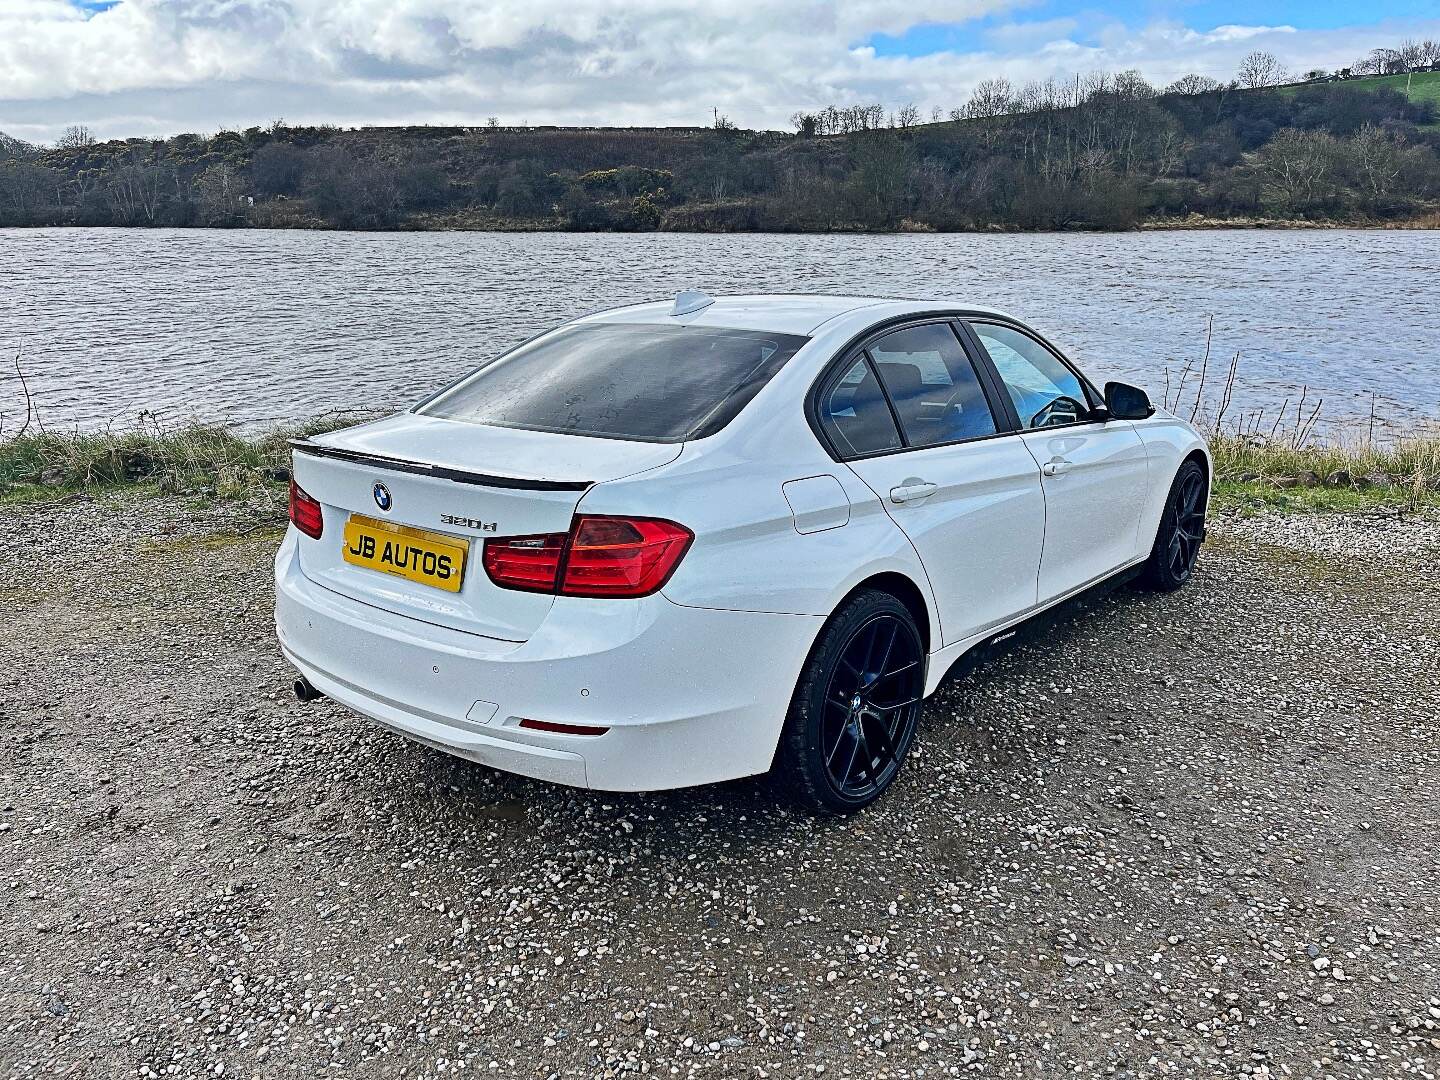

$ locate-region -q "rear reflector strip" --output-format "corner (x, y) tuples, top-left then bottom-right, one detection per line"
(517, 718), (610, 737)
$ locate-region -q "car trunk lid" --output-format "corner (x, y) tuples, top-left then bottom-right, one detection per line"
(289, 413), (681, 641)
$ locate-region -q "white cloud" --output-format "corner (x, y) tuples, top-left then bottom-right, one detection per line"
(0, 0), (1436, 142)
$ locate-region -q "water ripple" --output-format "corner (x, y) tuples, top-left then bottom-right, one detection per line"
(1, 228), (1435, 434)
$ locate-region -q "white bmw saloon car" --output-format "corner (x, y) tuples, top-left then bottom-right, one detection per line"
(276, 292), (1209, 812)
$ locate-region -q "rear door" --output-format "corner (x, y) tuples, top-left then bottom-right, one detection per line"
(965, 320), (1150, 603)
(820, 321), (1045, 647)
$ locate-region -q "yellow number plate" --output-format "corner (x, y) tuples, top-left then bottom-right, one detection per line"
(342, 514), (469, 593)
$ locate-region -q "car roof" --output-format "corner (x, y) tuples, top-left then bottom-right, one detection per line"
(574, 294), (1017, 336)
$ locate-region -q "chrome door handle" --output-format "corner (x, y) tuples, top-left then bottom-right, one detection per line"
(1042, 460), (1071, 477)
(889, 481), (938, 504)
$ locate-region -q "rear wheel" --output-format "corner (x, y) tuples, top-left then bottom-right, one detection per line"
(775, 590), (925, 814)
(1141, 459), (1208, 591)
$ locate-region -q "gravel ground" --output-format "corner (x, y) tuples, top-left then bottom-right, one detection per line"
(1, 492), (1438, 1080)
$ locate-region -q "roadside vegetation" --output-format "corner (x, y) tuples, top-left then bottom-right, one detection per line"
(2, 46), (1438, 233)
(2, 409), (1436, 515)
(1209, 430), (1440, 513)
(0, 416), (362, 505)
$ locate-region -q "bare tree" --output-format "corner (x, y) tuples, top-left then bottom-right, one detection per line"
(1390, 40), (1426, 72)
(1237, 51), (1288, 89)
(1112, 70), (1158, 100)
(1349, 124), (1406, 204)
(107, 160), (168, 223)
(964, 77), (1014, 119)
(1165, 74), (1222, 95)
(1351, 52), (1384, 76)
(55, 125), (96, 150)
(896, 103), (921, 129)
(1253, 128), (1342, 211)
(196, 162), (241, 225)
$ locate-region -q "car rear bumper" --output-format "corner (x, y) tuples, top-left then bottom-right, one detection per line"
(274, 530), (821, 791)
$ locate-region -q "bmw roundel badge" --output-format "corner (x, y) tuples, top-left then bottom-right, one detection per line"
(373, 482), (392, 511)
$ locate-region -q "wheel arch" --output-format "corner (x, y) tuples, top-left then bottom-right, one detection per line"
(838, 571), (933, 654)
(1182, 445), (1212, 483)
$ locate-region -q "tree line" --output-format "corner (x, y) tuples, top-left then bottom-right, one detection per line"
(1, 44), (1437, 233)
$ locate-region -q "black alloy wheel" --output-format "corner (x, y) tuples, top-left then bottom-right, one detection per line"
(1142, 459), (1209, 591)
(777, 590), (926, 813)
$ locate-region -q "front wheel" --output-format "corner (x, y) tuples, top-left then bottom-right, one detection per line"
(1140, 459), (1208, 591)
(775, 590), (925, 814)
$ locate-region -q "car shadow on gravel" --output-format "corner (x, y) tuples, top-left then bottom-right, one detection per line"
(359, 567), (1164, 855)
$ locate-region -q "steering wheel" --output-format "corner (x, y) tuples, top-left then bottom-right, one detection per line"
(1029, 396), (1086, 429)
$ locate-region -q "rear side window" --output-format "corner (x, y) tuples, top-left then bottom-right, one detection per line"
(868, 323), (997, 447)
(420, 323), (809, 442)
(817, 356), (902, 457)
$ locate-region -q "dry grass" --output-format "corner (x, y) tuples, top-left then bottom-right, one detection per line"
(1159, 324), (1440, 510)
(1207, 428), (1440, 515)
(1208, 427), (1440, 488)
(4, 327), (1437, 514)
(0, 414), (374, 499)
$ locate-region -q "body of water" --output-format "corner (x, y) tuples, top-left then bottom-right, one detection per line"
(2, 228), (1436, 435)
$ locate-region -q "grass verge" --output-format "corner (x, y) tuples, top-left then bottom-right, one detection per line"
(0, 414), (370, 505)
(2, 415), (1437, 515)
(1206, 428), (1440, 513)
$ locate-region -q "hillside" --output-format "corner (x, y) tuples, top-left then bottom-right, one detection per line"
(1278, 69), (1440, 123)
(2, 74), (1437, 232)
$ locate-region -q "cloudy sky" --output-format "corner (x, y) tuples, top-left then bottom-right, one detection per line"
(1, 0), (1437, 143)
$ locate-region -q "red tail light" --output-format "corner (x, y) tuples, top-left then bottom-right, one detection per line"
(561, 516), (693, 597)
(480, 532), (566, 593)
(483, 515), (693, 599)
(288, 479), (324, 539)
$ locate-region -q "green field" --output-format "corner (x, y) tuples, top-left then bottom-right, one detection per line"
(1350, 69), (1440, 108)
(1279, 69), (1440, 124)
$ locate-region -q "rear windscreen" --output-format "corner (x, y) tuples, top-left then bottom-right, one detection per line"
(417, 323), (809, 442)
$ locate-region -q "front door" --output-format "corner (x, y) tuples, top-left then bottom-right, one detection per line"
(818, 322), (1046, 647)
(967, 321), (1150, 602)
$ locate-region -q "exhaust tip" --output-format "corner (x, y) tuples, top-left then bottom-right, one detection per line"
(293, 676), (324, 703)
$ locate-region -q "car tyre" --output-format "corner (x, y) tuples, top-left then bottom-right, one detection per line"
(1140, 459), (1208, 592)
(775, 589), (925, 814)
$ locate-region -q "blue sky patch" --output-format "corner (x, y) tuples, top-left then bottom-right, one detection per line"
(71, 0), (121, 16)
(863, 0), (1396, 57)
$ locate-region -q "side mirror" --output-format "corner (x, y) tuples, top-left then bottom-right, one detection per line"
(1104, 381), (1155, 420)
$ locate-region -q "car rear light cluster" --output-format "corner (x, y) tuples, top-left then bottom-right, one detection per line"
(289, 479), (324, 539)
(483, 515), (692, 599)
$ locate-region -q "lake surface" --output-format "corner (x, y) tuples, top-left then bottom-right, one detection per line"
(2, 228), (1436, 435)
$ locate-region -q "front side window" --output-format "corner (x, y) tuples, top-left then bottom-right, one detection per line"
(420, 323), (809, 442)
(817, 356), (901, 457)
(971, 323), (1092, 430)
(868, 323), (997, 447)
